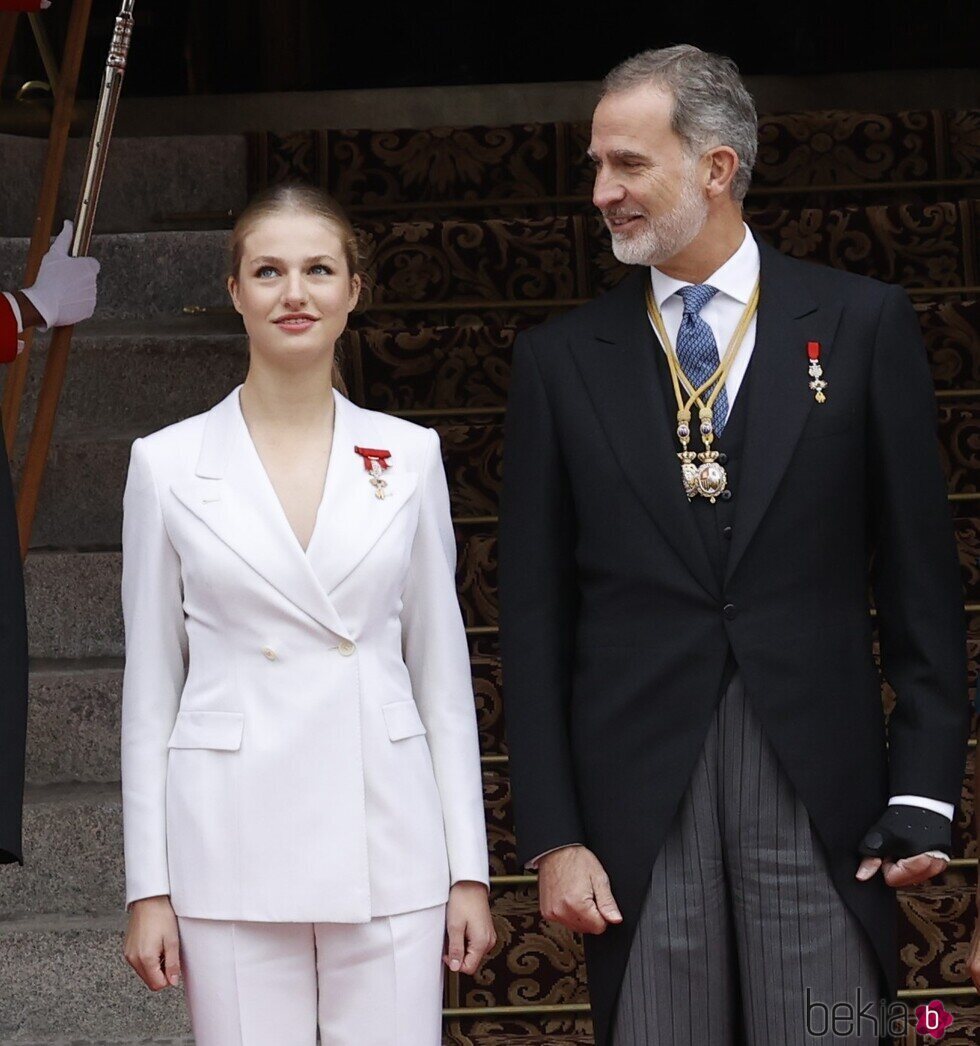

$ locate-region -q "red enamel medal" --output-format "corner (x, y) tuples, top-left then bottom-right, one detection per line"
(807, 341), (828, 403)
(354, 446), (393, 499)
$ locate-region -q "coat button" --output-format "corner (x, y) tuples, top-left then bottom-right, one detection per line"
(261, 646), (278, 661)
(338, 639), (356, 657)
(722, 525), (733, 540)
(720, 489), (733, 501)
(723, 603), (737, 620)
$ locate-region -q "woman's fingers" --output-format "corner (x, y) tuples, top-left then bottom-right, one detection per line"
(460, 923), (496, 975)
(163, 933), (181, 987)
(137, 944), (168, 990)
(444, 917), (466, 972)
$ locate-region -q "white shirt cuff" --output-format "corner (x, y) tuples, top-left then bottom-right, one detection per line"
(888, 795), (955, 821)
(2, 292), (23, 333)
(525, 843), (583, 870)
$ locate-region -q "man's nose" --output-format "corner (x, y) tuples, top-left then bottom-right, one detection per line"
(593, 169), (626, 210)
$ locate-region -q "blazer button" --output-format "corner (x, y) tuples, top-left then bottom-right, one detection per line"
(723, 603), (737, 620)
(338, 639), (356, 657)
(261, 646), (278, 661)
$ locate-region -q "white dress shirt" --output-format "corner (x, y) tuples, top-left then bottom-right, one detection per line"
(526, 225), (952, 869)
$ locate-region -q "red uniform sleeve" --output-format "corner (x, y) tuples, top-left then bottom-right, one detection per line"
(0, 2), (45, 11)
(0, 295), (19, 364)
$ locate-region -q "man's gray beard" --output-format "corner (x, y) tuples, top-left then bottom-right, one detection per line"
(607, 171), (709, 267)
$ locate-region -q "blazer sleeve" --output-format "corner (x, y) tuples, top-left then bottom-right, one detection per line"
(498, 330), (585, 866)
(0, 294), (20, 365)
(399, 427), (489, 888)
(868, 284), (969, 807)
(120, 438), (188, 906)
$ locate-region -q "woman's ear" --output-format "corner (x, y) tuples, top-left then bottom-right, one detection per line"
(227, 275), (243, 315)
(348, 272), (362, 312)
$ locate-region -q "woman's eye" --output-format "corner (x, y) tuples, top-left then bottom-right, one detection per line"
(310, 264), (332, 275)
(256, 265), (278, 278)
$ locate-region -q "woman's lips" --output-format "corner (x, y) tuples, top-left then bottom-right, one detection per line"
(275, 317), (318, 334)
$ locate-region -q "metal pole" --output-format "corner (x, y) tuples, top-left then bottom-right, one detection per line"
(15, 0), (135, 557)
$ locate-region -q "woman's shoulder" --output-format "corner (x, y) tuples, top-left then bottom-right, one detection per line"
(133, 408), (210, 457)
(337, 393), (439, 465)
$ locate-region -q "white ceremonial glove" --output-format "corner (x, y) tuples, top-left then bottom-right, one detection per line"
(41, 2), (51, 8)
(22, 220), (99, 331)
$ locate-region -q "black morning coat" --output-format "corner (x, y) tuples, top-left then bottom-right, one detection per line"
(498, 233), (969, 1046)
(0, 416), (27, 866)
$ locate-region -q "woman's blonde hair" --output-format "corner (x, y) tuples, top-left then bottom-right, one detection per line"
(229, 182), (361, 395)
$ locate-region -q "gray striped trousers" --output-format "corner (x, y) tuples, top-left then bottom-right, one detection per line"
(612, 672), (882, 1045)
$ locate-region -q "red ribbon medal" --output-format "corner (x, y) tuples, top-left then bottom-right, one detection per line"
(354, 446), (393, 499)
(807, 341), (827, 403)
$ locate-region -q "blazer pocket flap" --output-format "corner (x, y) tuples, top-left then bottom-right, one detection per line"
(167, 710), (244, 751)
(382, 700), (427, 742)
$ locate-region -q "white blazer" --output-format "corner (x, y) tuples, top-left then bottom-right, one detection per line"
(120, 385), (489, 922)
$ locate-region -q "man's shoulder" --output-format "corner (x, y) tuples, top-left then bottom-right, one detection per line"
(763, 242), (899, 310)
(518, 270), (645, 355)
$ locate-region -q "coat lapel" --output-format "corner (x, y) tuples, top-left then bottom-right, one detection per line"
(170, 386), (352, 639)
(306, 391), (419, 595)
(723, 238), (844, 585)
(570, 269), (719, 599)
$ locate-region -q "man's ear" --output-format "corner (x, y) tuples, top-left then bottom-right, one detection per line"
(705, 145), (740, 199)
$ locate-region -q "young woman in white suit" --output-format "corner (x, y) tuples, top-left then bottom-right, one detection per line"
(120, 183), (494, 1044)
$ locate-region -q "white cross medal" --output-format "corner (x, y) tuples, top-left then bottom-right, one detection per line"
(807, 340), (828, 403)
(353, 446), (393, 499)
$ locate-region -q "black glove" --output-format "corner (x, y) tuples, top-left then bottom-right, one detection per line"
(858, 805), (951, 860)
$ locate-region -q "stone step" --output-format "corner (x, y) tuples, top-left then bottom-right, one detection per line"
(25, 552), (122, 660)
(0, 204), (975, 324)
(0, 914), (189, 1041)
(26, 660), (122, 785)
(1, 784), (123, 918)
(0, 132), (247, 238)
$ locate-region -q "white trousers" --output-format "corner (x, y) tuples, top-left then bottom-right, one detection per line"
(177, 904), (446, 1046)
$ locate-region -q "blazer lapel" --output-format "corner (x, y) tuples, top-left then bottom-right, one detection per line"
(170, 386), (351, 640)
(570, 269), (719, 599)
(306, 390), (420, 596)
(723, 238), (844, 585)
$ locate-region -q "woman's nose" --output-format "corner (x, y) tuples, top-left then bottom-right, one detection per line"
(281, 272), (308, 305)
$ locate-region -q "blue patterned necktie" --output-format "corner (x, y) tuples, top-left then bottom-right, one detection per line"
(675, 284), (729, 435)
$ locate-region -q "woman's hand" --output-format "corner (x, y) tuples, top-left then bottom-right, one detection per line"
(444, 880), (496, 975)
(123, 895), (181, 991)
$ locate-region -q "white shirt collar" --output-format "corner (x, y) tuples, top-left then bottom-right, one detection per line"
(649, 222), (759, 309)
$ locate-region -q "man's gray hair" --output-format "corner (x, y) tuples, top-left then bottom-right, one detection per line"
(602, 45), (758, 202)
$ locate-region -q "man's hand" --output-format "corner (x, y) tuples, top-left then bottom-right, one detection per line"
(21, 219), (99, 331)
(537, 845), (623, 934)
(856, 804), (951, 887)
(855, 853), (948, 887)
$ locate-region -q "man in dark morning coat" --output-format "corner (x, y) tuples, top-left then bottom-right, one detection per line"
(499, 45), (967, 1045)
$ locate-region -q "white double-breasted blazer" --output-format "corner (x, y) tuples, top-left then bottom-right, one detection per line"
(120, 384), (489, 922)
